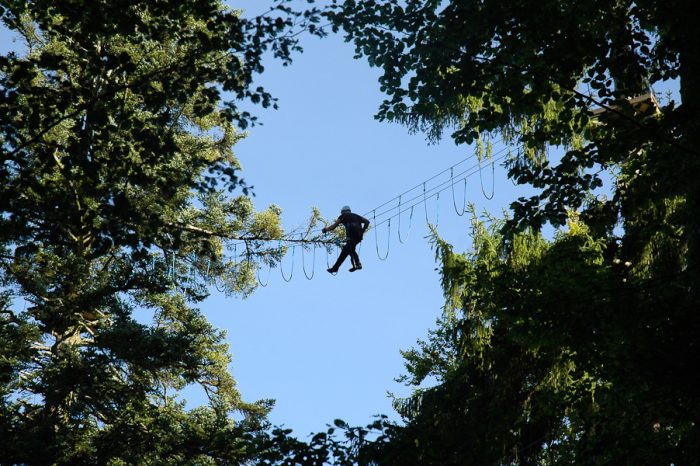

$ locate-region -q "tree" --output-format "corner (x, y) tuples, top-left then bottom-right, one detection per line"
(323, 0), (700, 463)
(354, 218), (697, 465)
(0, 0), (324, 463)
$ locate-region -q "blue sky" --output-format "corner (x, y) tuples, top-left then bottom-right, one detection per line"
(173, 2), (681, 434)
(1, 1), (680, 440)
(0, 6), (518, 438)
(215, 1), (527, 437)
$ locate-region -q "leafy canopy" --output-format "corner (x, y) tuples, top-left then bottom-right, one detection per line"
(305, 0), (700, 464)
(0, 0), (325, 463)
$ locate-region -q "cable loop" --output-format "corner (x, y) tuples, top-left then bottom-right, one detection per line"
(479, 155), (495, 200)
(450, 167), (467, 216)
(257, 258), (271, 287)
(280, 242), (295, 282)
(373, 210), (390, 260)
(397, 195), (414, 244)
(214, 278), (228, 293)
(302, 242), (316, 280)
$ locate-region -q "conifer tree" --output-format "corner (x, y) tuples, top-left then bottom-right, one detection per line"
(0, 0), (322, 463)
(316, 0), (700, 463)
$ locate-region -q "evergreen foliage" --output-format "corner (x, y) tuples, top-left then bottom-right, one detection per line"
(0, 0), (323, 463)
(312, 0), (700, 464)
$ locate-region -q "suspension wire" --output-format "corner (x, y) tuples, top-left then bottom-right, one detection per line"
(371, 149), (509, 230)
(423, 188), (440, 226)
(280, 242), (295, 282)
(226, 142), (510, 246)
(479, 154), (495, 200)
(214, 278), (228, 293)
(451, 167), (467, 216)
(170, 145), (506, 289)
(157, 145), (511, 290)
(257, 259), (271, 287)
(302, 242), (316, 280)
(397, 195), (414, 244)
(212, 144), (509, 287)
(373, 211), (390, 260)
(210, 138), (626, 286)
(372, 145), (510, 221)
(367, 147), (488, 215)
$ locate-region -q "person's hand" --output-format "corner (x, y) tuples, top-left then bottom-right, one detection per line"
(322, 227), (327, 234)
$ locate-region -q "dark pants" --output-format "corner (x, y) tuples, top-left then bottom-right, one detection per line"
(332, 237), (361, 270)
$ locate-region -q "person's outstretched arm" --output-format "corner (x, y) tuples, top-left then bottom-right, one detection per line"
(322, 219), (341, 233)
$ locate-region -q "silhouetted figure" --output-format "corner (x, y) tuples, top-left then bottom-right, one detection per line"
(323, 206), (370, 274)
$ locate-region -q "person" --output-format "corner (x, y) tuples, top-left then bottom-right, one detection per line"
(322, 206), (370, 274)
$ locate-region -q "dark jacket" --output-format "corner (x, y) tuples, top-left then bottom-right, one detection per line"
(338, 212), (370, 241)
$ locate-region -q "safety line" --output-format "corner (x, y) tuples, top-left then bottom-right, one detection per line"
(479, 156), (495, 200)
(371, 150), (509, 229)
(367, 146), (488, 214)
(280, 243), (295, 282)
(257, 260), (271, 287)
(371, 145), (509, 221)
(223, 141), (509, 246)
(397, 197), (414, 244)
(373, 211), (390, 260)
(451, 168), (467, 216)
(363, 142), (507, 222)
(226, 143), (510, 285)
(214, 278), (229, 293)
(115, 144), (514, 290)
(302, 243), (316, 280)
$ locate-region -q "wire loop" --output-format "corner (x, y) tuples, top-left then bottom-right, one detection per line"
(423, 183), (440, 226)
(280, 242), (295, 282)
(302, 242), (316, 280)
(214, 278), (228, 293)
(257, 258), (271, 287)
(450, 167), (467, 216)
(397, 195), (414, 244)
(373, 210), (390, 260)
(479, 155), (495, 200)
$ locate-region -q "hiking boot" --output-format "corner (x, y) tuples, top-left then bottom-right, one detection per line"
(327, 268), (338, 274)
(349, 264), (362, 272)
